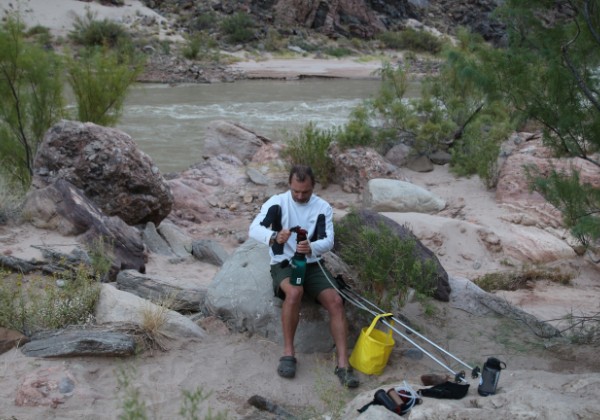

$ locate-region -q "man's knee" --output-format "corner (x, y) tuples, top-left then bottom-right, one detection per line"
(282, 283), (303, 304)
(320, 289), (344, 312)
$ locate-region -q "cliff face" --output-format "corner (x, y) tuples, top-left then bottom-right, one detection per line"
(142, 0), (505, 44)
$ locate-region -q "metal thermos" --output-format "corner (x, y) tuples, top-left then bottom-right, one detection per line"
(478, 357), (506, 396)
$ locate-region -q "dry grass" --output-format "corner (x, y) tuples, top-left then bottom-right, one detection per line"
(474, 265), (573, 292)
(138, 294), (178, 351)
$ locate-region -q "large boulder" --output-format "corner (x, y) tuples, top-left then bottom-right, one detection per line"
(205, 239), (345, 353)
(32, 120), (173, 226)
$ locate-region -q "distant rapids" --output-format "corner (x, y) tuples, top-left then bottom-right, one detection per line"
(116, 79), (384, 173)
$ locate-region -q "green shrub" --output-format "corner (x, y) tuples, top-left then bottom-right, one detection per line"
(281, 122), (336, 187)
(220, 12), (256, 44)
(378, 28), (443, 54)
(69, 7), (130, 48)
(337, 104), (377, 149)
(191, 11), (219, 32)
(182, 32), (219, 61)
(335, 210), (438, 309)
(0, 265), (101, 336)
(66, 47), (144, 126)
(0, 14), (65, 188)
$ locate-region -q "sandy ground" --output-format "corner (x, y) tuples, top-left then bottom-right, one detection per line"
(0, 1), (599, 419)
(1, 165), (599, 419)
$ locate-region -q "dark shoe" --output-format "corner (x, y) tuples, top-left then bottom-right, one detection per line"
(277, 356), (297, 378)
(335, 366), (359, 388)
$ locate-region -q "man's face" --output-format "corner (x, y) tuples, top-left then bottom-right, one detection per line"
(290, 176), (313, 204)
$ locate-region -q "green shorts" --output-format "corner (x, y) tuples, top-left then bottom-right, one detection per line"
(270, 260), (335, 300)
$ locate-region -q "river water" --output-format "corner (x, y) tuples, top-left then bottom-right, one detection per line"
(115, 79), (383, 173)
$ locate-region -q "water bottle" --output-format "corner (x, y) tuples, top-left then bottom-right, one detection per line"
(478, 357), (506, 396)
(289, 226), (308, 286)
(290, 254), (306, 286)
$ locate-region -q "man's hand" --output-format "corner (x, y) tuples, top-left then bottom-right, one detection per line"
(296, 240), (311, 255)
(275, 229), (291, 245)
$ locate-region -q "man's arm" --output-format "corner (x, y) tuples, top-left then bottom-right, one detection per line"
(249, 197), (285, 254)
(307, 204), (334, 258)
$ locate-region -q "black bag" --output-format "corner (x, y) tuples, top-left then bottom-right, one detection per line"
(358, 386), (421, 416)
(419, 381), (470, 399)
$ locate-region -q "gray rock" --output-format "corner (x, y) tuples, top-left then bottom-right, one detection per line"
(20, 328), (136, 357)
(142, 222), (176, 257)
(95, 284), (206, 339)
(205, 239), (339, 353)
(406, 154), (434, 172)
(202, 120), (266, 164)
(157, 219), (192, 258)
(429, 150), (451, 165)
(246, 167), (271, 185)
(449, 276), (560, 338)
(362, 178), (446, 213)
(191, 239), (229, 266)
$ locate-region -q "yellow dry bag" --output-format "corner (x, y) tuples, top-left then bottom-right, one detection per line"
(349, 313), (395, 375)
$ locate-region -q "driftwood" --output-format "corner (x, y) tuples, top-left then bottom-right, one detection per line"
(116, 269), (206, 312)
(0, 246), (90, 276)
(0, 255), (40, 274)
(20, 326), (136, 358)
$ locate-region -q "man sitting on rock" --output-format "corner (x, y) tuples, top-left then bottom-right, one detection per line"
(248, 164), (359, 388)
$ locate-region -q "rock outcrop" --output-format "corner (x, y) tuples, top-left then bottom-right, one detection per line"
(32, 120), (173, 226)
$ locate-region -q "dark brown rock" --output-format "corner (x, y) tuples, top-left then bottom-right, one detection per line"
(32, 120), (173, 226)
(23, 179), (146, 280)
(327, 143), (406, 193)
(0, 327), (29, 354)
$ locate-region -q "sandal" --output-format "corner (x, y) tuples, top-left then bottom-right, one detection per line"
(277, 356), (297, 378)
(335, 366), (360, 388)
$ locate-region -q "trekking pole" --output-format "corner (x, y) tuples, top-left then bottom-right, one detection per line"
(341, 286), (478, 378)
(316, 260), (479, 382)
(338, 287), (471, 383)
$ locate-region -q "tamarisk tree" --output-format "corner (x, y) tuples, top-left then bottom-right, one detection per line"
(491, 0), (600, 249)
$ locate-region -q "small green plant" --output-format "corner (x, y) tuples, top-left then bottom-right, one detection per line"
(116, 365), (148, 420)
(281, 122), (336, 187)
(0, 265), (101, 336)
(87, 236), (113, 279)
(335, 210), (438, 309)
(179, 387), (228, 420)
(474, 266), (572, 292)
(312, 358), (353, 419)
(220, 12), (256, 44)
(116, 364), (229, 420)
